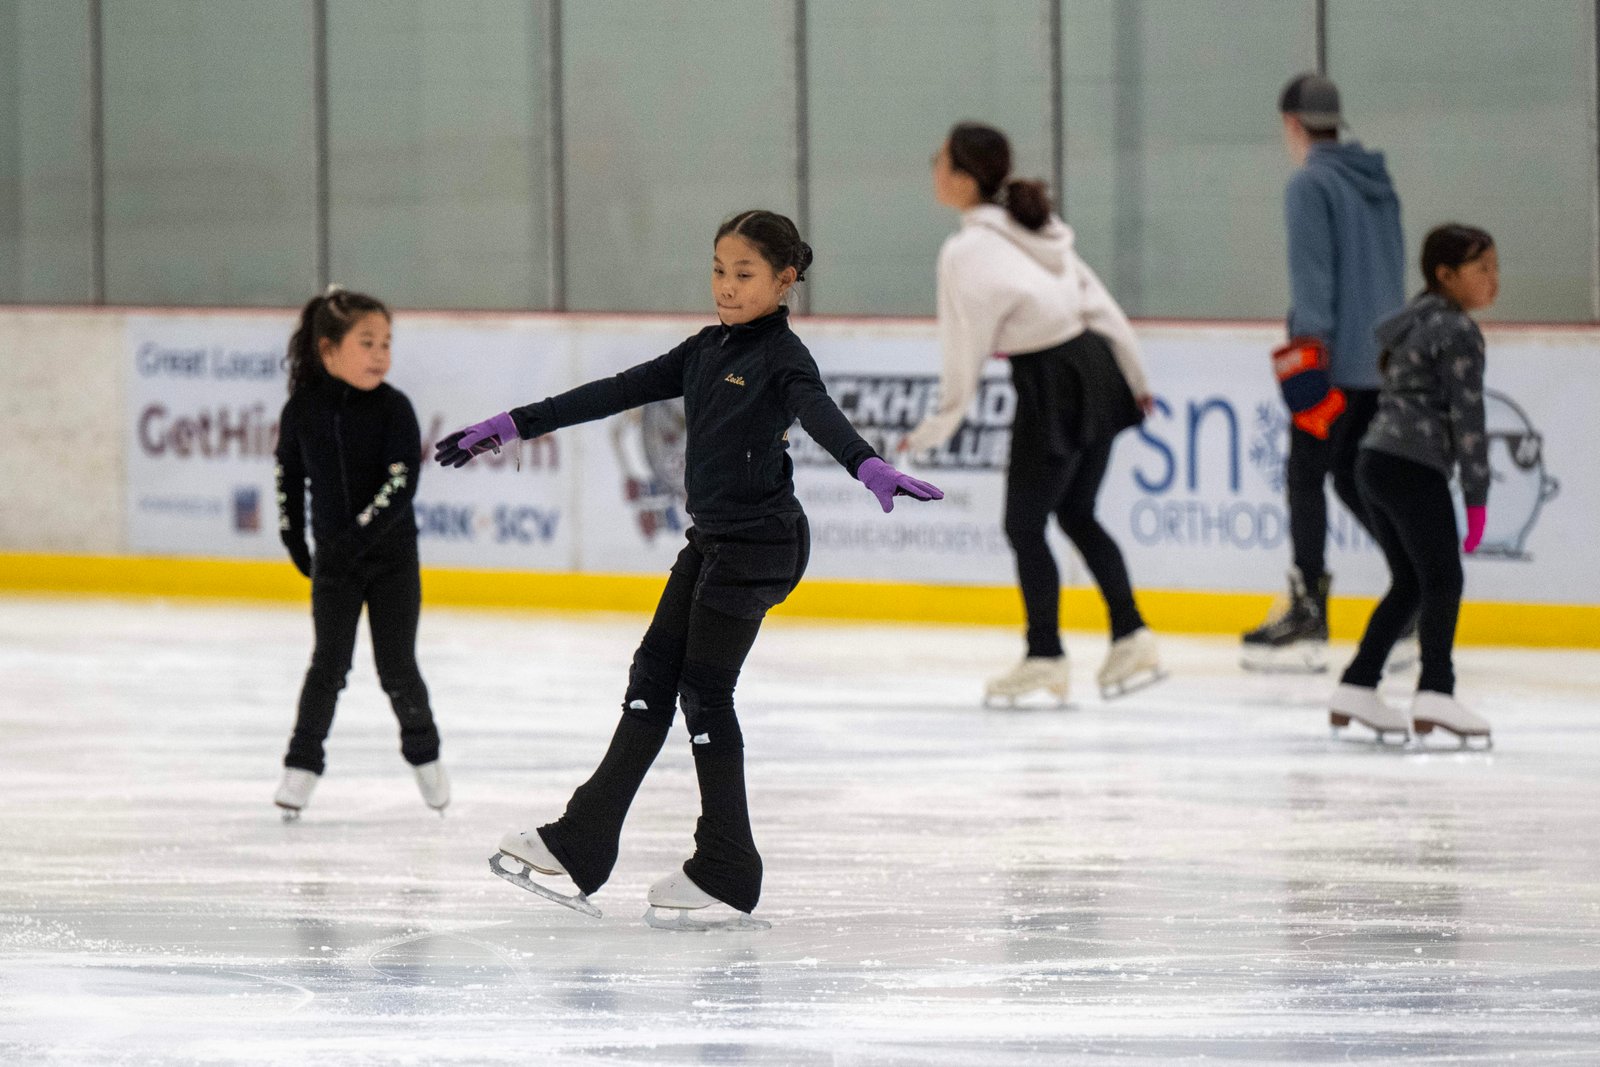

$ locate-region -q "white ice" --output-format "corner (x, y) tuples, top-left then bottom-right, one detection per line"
(2, 595), (1599, 1065)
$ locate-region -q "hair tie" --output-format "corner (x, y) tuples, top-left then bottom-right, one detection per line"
(323, 283), (345, 299)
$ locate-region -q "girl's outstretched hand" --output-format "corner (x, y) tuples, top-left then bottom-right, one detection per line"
(857, 456), (944, 513)
(435, 412), (518, 468)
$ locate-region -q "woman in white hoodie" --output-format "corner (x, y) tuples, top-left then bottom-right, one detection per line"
(904, 122), (1162, 705)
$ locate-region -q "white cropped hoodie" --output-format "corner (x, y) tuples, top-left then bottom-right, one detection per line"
(904, 203), (1150, 454)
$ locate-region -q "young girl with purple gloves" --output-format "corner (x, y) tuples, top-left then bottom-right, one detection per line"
(436, 210), (941, 929)
(1329, 224), (1497, 748)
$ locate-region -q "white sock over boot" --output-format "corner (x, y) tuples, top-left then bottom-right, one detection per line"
(644, 866), (770, 931)
(497, 830), (564, 875)
(1097, 628), (1165, 698)
(274, 767), (319, 821)
(984, 654), (1070, 707)
(413, 760), (450, 813)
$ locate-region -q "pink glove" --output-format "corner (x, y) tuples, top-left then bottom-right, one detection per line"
(857, 457), (943, 513)
(435, 412), (518, 468)
(1463, 505), (1486, 553)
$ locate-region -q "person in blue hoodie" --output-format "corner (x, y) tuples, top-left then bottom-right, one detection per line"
(1241, 73), (1407, 673)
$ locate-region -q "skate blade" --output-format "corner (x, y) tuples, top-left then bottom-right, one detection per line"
(488, 852), (602, 918)
(1241, 645), (1328, 675)
(1412, 721), (1493, 751)
(1099, 667), (1167, 701)
(982, 688), (1071, 710)
(276, 805), (301, 823)
(1328, 714), (1413, 748)
(643, 905), (770, 932)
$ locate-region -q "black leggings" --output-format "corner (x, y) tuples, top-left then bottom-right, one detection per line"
(538, 515), (809, 914)
(285, 545), (440, 775)
(1287, 388), (1379, 581)
(1005, 439), (1143, 657)
(1341, 450), (1464, 695)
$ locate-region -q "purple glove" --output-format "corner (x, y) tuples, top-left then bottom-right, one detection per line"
(1463, 505), (1486, 553)
(435, 411), (518, 468)
(858, 456), (944, 513)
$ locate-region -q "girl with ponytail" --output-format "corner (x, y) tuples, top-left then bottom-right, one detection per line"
(908, 121), (1163, 707)
(435, 209), (941, 929)
(272, 286), (448, 820)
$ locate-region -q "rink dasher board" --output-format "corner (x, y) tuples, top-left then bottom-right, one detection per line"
(120, 313), (1596, 604)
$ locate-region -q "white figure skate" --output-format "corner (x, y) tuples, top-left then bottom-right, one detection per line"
(1097, 628), (1166, 699)
(412, 760), (450, 814)
(643, 866), (770, 932)
(1411, 691), (1492, 750)
(273, 767), (319, 822)
(983, 655), (1070, 708)
(1328, 683), (1411, 746)
(488, 830), (601, 918)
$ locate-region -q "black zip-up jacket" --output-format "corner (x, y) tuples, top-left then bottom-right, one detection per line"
(276, 376), (422, 576)
(510, 307), (878, 531)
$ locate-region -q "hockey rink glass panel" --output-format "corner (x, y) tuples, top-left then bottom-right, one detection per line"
(1059, 0), (1318, 320)
(0, 0), (95, 304)
(805, 0), (1054, 316)
(100, 0), (319, 307)
(325, 0), (554, 311)
(1326, 0), (1598, 322)
(561, 0), (798, 314)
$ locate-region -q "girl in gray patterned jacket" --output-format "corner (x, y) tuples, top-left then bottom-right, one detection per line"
(1328, 224), (1497, 748)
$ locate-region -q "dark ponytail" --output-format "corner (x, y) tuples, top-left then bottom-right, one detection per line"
(715, 209), (813, 283)
(284, 285), (391, 394)
(947, 121), (1053, 232)
(1420, 223), (1495, 296)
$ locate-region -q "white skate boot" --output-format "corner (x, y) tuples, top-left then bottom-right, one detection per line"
(1328, 683), (1411, 746)
(412, 760), (450, 814)
(1411, 691), (1492, 750)
(1097, 628), (1166, 699)
(983, 654), (1070, 708)
(488, 830), (601, 918)
(644, 866), (770, 932)
(273, 767), (319, 821)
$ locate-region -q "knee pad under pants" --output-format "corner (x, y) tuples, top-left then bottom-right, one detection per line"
(678, 659), (743, 750)
(623, 639), (679, 729)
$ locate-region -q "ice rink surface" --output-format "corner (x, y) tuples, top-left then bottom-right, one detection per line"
(2, 594), (1598, 1065)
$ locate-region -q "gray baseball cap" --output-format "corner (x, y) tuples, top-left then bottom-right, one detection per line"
(1279, 72), (1345, 131)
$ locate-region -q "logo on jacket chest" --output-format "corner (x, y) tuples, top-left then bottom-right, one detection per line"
(723, 373), (746, 387)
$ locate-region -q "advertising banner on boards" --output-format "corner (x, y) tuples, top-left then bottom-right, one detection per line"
(126, 313), (1596, 604)
(125, 314), (578, 570)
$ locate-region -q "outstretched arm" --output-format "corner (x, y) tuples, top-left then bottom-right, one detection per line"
(437, 338), (693, 467)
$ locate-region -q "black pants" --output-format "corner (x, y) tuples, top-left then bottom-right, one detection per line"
(1341, 450), (1464, 695)
(1287, 388), (1379, 581)
(538, 514), (809, 914)
(1005, 438), (1144, 657)
(284, 544), (440, 775)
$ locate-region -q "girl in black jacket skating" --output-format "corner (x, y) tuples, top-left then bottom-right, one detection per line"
(273, 287), (447, 819)
(437, 211), (941, 929)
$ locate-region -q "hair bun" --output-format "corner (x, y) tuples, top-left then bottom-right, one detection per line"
(1003, 179), (1051, 232)
(795, 241), (814, 281)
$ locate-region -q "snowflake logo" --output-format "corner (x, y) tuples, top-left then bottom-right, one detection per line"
(1247, 403), (1290, 492)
